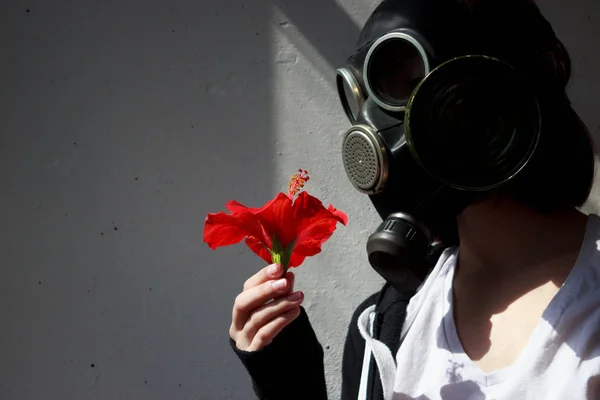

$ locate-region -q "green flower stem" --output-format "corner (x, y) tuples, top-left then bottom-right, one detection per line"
(268, 235), (296, 274)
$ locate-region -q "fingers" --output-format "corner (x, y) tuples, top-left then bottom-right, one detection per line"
(232, 272), (293, 333)
(243, 263), (283, 291)
(241, 290), (304, 342)
(286, 271), (295, 294)
(246, 307), (302, 351)
(230, 263), (301, 352)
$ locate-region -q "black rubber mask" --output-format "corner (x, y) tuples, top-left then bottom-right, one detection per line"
(336, 0), (541, 286)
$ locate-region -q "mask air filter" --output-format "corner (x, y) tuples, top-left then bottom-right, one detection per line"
(342, 125), (388, 194)
(367, 212), (433, 283)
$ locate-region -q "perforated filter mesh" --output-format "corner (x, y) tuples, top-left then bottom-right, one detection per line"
(342, 130), (382, 192)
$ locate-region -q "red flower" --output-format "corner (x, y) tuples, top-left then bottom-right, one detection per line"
(203, 170), (348, 271)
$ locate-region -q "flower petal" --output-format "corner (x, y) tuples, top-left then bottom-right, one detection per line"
(203, 210), (269, 250)
(245, 236), (273, 265)
(226, 194), (284, 214)
(292, 192), (347, 243)
(289, 252), (308, 268)
(226, 196), (277, 214)
(284, 191), (348, 267)
(292, 192), (348, 229)
(203, 212), (248, 249)
(327, 204), (349, 226)
(291, 191), (328, 224)
(253, 192), (296, 248)
(292, 220), (339, 257)
(225, 200), (250, 214)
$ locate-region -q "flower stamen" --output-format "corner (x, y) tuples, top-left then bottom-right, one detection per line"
(286, 169), (310, 199)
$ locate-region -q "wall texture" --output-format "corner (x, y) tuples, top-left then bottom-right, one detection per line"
(1, 0), (598, 399)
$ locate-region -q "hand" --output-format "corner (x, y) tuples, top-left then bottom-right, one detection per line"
(230, 263), (304, 351)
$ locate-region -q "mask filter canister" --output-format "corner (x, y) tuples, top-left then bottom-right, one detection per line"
(367, 212), (432, 282)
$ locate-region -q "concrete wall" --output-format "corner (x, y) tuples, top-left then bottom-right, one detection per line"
(1, 0), (598, 399)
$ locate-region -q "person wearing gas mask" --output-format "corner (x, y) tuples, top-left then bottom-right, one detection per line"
(228, 0), (600, 399)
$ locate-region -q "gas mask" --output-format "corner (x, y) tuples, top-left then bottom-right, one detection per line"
(337, 0), (542, 285)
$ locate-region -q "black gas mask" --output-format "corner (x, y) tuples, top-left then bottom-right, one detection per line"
(337, 0), (542, 286)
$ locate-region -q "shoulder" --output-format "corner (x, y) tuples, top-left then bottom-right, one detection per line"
(346, 283), (416, 337)
(347, 284), (413, 324)
(349, 290), (380, 325)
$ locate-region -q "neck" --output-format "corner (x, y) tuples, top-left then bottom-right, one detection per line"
(456, 197), (587, 279)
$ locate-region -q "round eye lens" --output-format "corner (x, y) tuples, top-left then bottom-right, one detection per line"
(336, 69), (365, 122)
(366, 37), (428, 109)
(405, 56), (541, 191)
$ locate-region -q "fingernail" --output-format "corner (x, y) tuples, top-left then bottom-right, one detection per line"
(288, 291), (303, 301)
(272, 279), (287, 290)
(267, 263), (279, 275)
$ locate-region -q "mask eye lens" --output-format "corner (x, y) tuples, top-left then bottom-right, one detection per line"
(405, 56), (541, 190)
(336, 69), (365, 123)
(366, 35), (429, 111)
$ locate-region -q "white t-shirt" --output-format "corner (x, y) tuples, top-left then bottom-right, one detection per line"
(391, 213), (600, 400)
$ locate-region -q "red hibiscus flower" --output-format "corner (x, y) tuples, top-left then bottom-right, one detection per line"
(203, 170), (348, 272)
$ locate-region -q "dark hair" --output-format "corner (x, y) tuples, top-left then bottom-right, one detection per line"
(457, 0), (596, 212)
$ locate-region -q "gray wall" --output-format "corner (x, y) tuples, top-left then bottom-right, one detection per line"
(1, 0), (598, 399)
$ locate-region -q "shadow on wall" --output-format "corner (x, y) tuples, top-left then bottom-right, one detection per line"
(273, 0), (361, 72)
(0, 0), (370, 399)
(0, 0), (276, 399)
